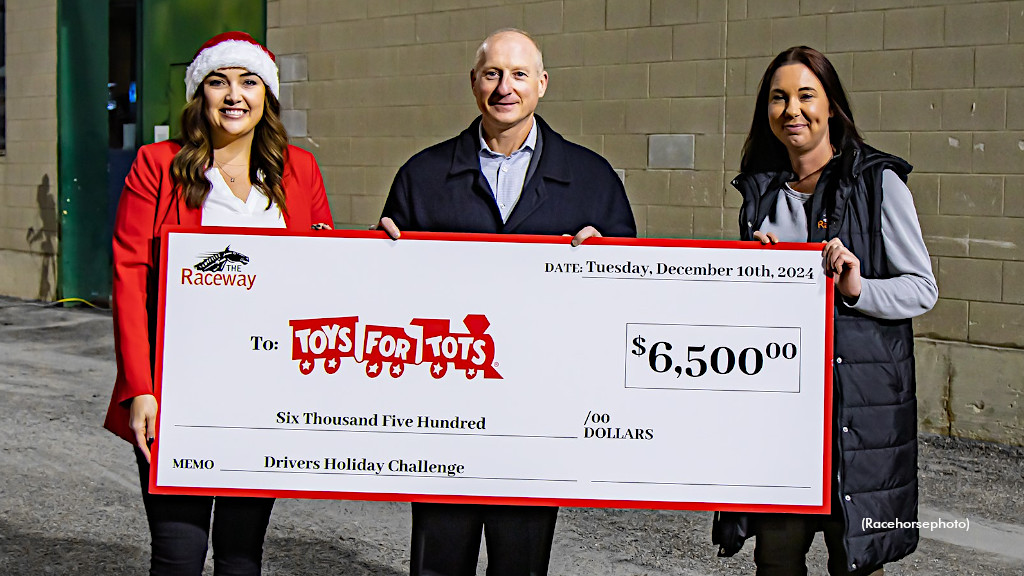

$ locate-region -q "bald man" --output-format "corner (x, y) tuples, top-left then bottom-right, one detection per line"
(378, 29), (635, 576)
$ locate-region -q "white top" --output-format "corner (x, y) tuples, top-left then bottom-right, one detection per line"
(200, 167), (286, 228)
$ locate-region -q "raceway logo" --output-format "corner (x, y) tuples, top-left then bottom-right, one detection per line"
(180, 246), (256, 290)
(290, 314), (502, 380)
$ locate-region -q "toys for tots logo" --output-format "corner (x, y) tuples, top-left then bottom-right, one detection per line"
(290, 314), (501, 380)
(180, 246), (256, 290)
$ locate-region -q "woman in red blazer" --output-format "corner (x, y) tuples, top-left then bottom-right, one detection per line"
(103, 32), (332, 575)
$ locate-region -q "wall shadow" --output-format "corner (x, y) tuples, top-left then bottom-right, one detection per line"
(24, 174), (58, 300)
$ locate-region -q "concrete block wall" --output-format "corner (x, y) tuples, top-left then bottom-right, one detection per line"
(272, 0), (1024, 445)
(0, 0), (59, 300)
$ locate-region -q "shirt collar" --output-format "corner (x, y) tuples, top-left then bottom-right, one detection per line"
(478, 118), (538, 158)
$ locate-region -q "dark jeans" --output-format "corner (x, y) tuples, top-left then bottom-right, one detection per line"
(410, 502), (558, 576)
(753, 509), (883, 576)
(135, 448), (275, 576)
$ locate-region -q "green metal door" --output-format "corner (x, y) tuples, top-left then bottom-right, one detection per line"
(57, 0), (265, 303)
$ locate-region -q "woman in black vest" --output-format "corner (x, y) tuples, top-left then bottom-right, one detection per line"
(712, 46), (937, 576)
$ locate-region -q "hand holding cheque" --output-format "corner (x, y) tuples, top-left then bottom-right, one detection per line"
(375, 216), (603, 247)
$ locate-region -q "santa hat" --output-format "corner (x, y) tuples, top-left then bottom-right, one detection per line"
(185, 31), (279, 101)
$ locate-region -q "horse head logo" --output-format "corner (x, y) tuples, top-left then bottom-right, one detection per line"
(195, 246), (250, 272)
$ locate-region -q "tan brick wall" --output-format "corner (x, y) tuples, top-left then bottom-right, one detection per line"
(0, 0), (59, 300)
(276, 0), (1024, 444)
(917, 339), (1024, 445)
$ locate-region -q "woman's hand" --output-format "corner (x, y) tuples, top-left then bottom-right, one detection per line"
(752, 231), (779, 244)
(130, 394), (159, 463)
(822, 238), (862, 300)
(374, 217), (401, 240)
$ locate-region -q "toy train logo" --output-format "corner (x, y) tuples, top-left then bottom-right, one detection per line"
(289, 314), (502, 380)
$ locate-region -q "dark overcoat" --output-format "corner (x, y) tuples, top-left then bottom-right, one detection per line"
(714, 143), (919, 572)
(381, 115), (636, 238)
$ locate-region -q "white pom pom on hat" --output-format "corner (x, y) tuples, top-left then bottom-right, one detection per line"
(184, 31), (279, 101)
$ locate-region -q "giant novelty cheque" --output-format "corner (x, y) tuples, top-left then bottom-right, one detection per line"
(150, 229), (833, 513)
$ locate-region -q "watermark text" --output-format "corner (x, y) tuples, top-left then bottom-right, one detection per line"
(862, 517), (969, 532)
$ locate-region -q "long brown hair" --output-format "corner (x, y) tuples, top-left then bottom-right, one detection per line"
(740, 46), (862, 174)
(170, 80), (290, 214)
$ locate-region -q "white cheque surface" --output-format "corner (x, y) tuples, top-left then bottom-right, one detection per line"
(153, 231), (831, 511)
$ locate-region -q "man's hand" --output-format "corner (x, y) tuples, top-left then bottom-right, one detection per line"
(130, 394), (159, 463)
(373, 217), (401, 240)
(568, 226), (601, 247)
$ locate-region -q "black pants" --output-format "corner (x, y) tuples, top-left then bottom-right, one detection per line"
(753, 508), (882, 576)
(135, 448), (275, 575)
(409, 503), (558, 576)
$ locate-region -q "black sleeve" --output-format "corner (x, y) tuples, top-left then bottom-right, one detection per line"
(596, 163), (637, 239)
(380, 166), (413, 229)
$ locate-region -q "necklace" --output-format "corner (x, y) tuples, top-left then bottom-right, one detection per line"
(215, 160), (247, 183)
(790, 154), (833, 191)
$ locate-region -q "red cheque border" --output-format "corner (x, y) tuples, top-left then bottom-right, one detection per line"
(152, 227), (834, 514)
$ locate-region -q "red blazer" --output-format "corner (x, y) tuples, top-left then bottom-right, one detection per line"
(103, 140), (333, 443)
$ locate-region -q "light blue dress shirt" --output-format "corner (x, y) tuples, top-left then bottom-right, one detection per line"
(478, 120), (538, 223)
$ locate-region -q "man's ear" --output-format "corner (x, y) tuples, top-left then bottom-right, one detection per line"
(537, 70), (549, 98)
(469, 69), (477, 86)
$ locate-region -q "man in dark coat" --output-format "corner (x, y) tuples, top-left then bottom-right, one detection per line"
(377, 28), (635, 576)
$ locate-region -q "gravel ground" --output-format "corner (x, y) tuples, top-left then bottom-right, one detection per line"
(1, 297), (1022, 575)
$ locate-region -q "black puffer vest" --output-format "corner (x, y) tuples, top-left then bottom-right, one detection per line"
(713, 144), (919, 571)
